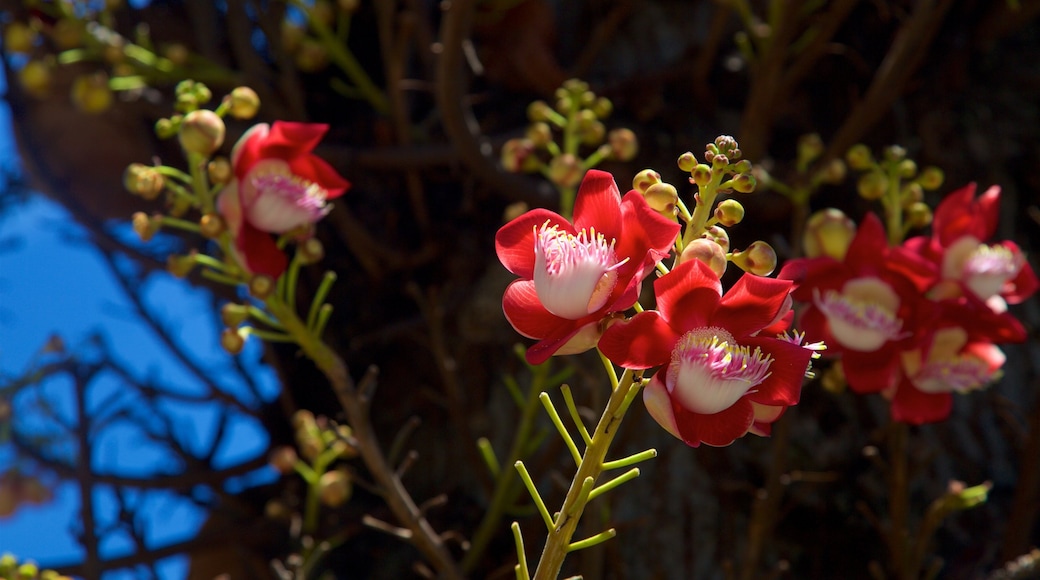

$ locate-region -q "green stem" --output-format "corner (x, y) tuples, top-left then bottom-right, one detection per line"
(186, 152), (213, 214)
(887, 421), (911, 580)
(531, 370), (642, 580)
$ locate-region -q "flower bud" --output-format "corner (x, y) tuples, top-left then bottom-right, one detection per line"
(52, 19), (84, 50)
(294, 37), (330, 72)
(845, 144), (873, 170)
(701, 225), (730, 253)
(714, 199), (744, 226)
(220, 327), (247, 354)
(226, 86), (261, 119)
(220, 303), (250, 327)
(817, 159), (847, 185)
(293, 409), (318, 432)
(179, 110), (225, 155)
(857, 171), (888, 200)
(167, 252), (197, 278)
(155, 117), (177, 139)
(269, 445), (299, 474)
(731, 173), (757, 193)
(4, 22), (36, 54)
(714, 135), (739, 157)
(710, 153), (730, 171)
(554, 95), (573, 114)
(730, 241), (777, 276)
(132, 212), (162, 242)
(578, 120), (605, 146)
(527, 100), (553, 122)
(319, 468), (353, 507)
(17, 562), (39, 580)
(19, 60), (51, 97)
(297, 237), (325, 265)
(607, 128), (638, 161)
(917, 166), (944, 190)
(691, 164), (712, 187)
(525, 122), (553, 147)
(898, 159), (917, 179)
(71, 73), (113, 114)
(678, 238), (727, 277)
(632, 169), (662, 194)
(732, 159), (753, 175)
(677, 152), (697, 172)
(803, 208), (856, 260)
(199, 213), (226, 238)
(123, 163), (165, 200)
(797, 133), (824, 165)
(207, 157), (232, 184)
(249, 274), (276, 300)
(329, 424), (359, 458)
(883, 144), (906, 162)
(591, 96), (612, 118)
(643, 182), (679, 219)
(500, 138), (535, 173)
(905, 201), (932, 229)
(0, 554), (15, 575)
(547, 154), (583, 188)
(901, 183), (924, 207)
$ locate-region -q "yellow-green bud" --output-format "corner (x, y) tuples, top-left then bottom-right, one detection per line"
(17, 562), (39, 580)
(857, 171), (888, 200)
(71, 73), (114, 114)
(632, 169), (662, 194)
(220, 327), (246, 355)
(678, 238), (727, 277)
(298, 237), (325, 265)
(701, 225), (730, 253)
(918, 166), (944, 190)
(167, 252), (197, 278)
(19, 60), (51, 97)
(179, 110), (225, 155)
(817, 159), (847, 185)
(249, 274), (276, 300)
(292, 409), (318, 432)
(883, 144), (906, 162)
(591, 96), (613, 118)
(607, 128), (638, 161)
(803, 208), (856, 260)
(199, 213), (226, 239)
(845, 144), (873, 170)
(547, 154), (583, 188)
(677, 152), (697, 173)
(220, 303), (250, 327)
(4, 22), (37, 54)
(527, 100), (553, 122)
(797, 133), (824, 165)
(554, 95), (573, 114)
(329, 424), (359, 458)
(208, 158), (232, 184)
(731, 173), (756, 194)
(898, 159), (917, 179)
(133, 212), (162, 242)
(714, 199), (744, 226)
(226, 86), (260, 119)
(500, 138), (535, 173)
(563, 78), (589, 93)
(643, 182), (679, 219)
(319, 468), (353, 507)
(730, 241), (777, 276)
(525, 122), (553, 147)
(0, 554), (16, 574)
(691, 163), (712, 187)
(578, 120), (605, 146)
(124, 163), (165, 200)
(268, 445), (299, 474)
(155, 117), (177, 139)
(732, 159), (753, 175)
(901, 183), (924, 207)
(905, 201), (932, 229)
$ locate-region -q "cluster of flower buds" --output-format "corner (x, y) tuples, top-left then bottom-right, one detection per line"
(280, 0), (361, 73)
(0, 553), (71, 580)
(266, 410), (358, 509)
(846, 143), (944, 230)
(501, 79), (638, 192)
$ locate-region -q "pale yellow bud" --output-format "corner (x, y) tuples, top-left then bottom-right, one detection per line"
(71, 73), (114, 114)
(678, 238), (727, 277)
(607, 128), (638, 161)
(123, 163), (165, 200)
(803, 208), (856, 260)
(179, 110), (226, 155)
(643, 183), (679, 219)
(249, 275), (275, 300)
(730, 241), (777, 276)
(226, 86), (260, 120)
(547, 154), (583, 188)
(318, 469), (353, 507)
(19, 60), (51, 97)
(714, 199), (744, 226)
(632, 169), (661, 194)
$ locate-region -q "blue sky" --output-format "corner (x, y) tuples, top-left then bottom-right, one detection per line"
(0, 69), (280, 578)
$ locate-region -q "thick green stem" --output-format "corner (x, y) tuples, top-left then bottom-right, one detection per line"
(531, 370), (641, 580)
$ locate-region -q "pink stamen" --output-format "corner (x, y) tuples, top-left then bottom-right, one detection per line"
(533, 222), (626, 319)
(815, 289), (904, 352)
(668, 327), (773, 415)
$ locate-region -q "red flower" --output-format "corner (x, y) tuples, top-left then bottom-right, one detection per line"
(495, 169), (680, 365)
(903, 183), (1038, 307)
(599, 259), (814, 447)
(889, 292), (1022, 424)
(779, 213), (938, 395)
(218, 122), (350, 278)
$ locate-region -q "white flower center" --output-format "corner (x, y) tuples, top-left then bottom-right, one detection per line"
(815, 277), (903, 352)
(912, 357), (995, 394)
(533, 222), (625, 319)
(242, 159), (331, 233)
(667, 327), (773, 415)
(963, 244), (1019, 300)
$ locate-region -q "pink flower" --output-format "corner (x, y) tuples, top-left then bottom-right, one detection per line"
(218, 122), (350, 278)
(903, 183), (1038, 307)
(495, 170), (680, 364)
(779, 213), (938, 395)
(599, 259), (815, 447)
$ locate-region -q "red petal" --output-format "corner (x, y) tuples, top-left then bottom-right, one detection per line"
(742, 336), (811, 407)
(599, 311), (678, 369)
(495, 209), (569, 278)
(841, 347), (900, 394)
(613, 191), (680, 287)
(933, 182), (977, 246)
(264, 121), (329, 157)
(238, 222), (288, 278)
(288, 155), (351, 198)
(654, 259), (720, 326)
(572, 169), (622, 239)
(671, 396), (754, 447)
(713, 274), (794, 338)
(1005, 249), (1039, 304)
(845, 213), (888, 271)
(231, 123), (270, 177)
(502, 279), (573, 338)
(976, 185), (1002, 240)
(890, 380), (953, 424)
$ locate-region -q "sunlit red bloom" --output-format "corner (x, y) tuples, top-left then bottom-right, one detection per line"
(218, 122), (350, 278)
(779, 213), (938, 395)
(903, 183), (1037, 307)
(496, 169), (680, 364)
(889, 293), (1023, 424)
(599, 259), (814, 447)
